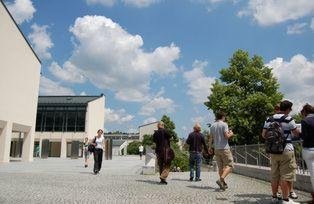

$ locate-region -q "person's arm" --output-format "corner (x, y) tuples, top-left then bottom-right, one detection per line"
(201, 135), (209, 152)
(290, 119), (300, 137)
(261, 129), (267, 139)
(223, 123), (233, 139)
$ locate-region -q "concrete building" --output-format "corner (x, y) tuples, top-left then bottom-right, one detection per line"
(112, 140), (128, 156)
(138, 121), (158, 141)
(0, 1), (41, 163)
(10, 95), (105, 158)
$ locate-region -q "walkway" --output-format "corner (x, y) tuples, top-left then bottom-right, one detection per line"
(0, 156), (311, 203)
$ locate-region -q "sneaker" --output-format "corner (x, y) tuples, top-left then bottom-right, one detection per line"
(271, 196), (278, 203)
(276, 192), (282, 200)
(216, 179), (226, 190)
(289, 192), (298, 199)
(195, 178), (202, 182)
(84, 164), (88, 168)
(223, 181), (228, 189)
(189, 177), (194, 181)
(160, 179), (167, 185)
(282, 199), (300, 204)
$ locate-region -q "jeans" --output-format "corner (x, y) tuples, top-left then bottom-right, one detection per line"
(93, 148), (103, 172)
(189, 152), (202, 179)
(303, 148), (314, 190)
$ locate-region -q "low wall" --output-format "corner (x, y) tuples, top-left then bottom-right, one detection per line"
(233, 163), (312, 192)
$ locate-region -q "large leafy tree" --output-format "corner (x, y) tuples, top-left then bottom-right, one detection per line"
(204, 50), (283, 144)
(161, 115), (179, 143)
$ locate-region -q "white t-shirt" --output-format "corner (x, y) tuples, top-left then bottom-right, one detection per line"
(95, 136), (104, 149)
(139, 145), (144, 152)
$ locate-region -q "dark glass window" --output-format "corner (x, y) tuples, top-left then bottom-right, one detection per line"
(35, 110), (43, 131)
(66, 111), (76, 132)
(76, 111), (85, 131)
(54, 111), (64, 132)
(44, 111), (54, 131)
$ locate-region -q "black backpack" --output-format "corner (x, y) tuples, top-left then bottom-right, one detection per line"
(265, 115), (291, 154)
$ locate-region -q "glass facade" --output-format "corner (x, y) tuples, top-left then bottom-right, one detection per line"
(36, 106), (86, 132)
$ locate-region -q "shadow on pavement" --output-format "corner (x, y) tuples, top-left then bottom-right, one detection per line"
(171, 178), (190, 181)
(136, 179), (161, 185)
(186, 185), (216, 190)
(233, 193), (272, 204)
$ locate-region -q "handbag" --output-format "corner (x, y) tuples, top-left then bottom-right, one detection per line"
(164, 147), (175, 164)
(88, 137), (96, 153)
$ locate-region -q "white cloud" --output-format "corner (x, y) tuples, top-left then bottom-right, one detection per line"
(39, 76), (75, 95)
(127, 128), (138, 133)
(85, 0), (116, 7)
(6, 0), (36, 24)
(191, 116), (206, 124)
(122, 0), (160, 8)
(238, 0), (314, 26)
(49, 61), (86, 83)
(27, 24), (53, 60)
(80, 91), (87, 95)
(143, 117), (157, 125)
(105, 108), (134, 123)
(139, 97), (175, 116)
(67, 15), (179, 102)
(183, 60), (215, 104)
(267, 54), (314, 112)
(287, 22), (307, 34)
(310, 18), (314, 31)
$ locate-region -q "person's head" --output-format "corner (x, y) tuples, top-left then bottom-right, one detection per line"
(157, 121), (164, 129)
(97, 129), (103, 136)
(193, 123), (201, 132)
(301, 104), (314, 118)
(280, 100), (293, 114)
(215, 111), (226, 121)
(84, 137), (88, 142)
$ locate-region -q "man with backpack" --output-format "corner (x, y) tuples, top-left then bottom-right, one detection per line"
(262, 100), (301, 204)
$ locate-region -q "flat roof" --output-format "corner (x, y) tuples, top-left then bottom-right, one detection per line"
(38, 95), (104, 106)
(138, 121), (159, 128)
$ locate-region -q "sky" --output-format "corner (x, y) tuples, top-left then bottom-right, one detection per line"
(4, 0), (314, 138)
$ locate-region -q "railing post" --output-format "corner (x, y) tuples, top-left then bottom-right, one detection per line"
(234, 144), (237, 163)
(258, 143), (261, 167)
(245, 144), (247, 165)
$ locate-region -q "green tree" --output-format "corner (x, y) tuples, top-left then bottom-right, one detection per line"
(292, 113), (302, 123)
(204, 50), (283, 145)
(142, 134), (154, 147)
(161, 115), (179, 143)
(127, 141), (141, 155)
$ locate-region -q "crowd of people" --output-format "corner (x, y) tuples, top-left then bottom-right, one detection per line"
(83, 100), (314, 204)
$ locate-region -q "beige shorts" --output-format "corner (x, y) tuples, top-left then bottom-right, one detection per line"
(214, 149), (234, 170)
(270, 152), (297, 182)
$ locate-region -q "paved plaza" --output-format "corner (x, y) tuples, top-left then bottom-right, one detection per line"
(0, 156), (311, 204)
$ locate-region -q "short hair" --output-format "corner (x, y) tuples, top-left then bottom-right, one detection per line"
(97, 129), (103, 134)
(193, 123), (201, 132)
(301, 103), (314, 117)
(157, 121), (164, 128)
(280, 100), (293, 111)
(215, 111), (226, 120)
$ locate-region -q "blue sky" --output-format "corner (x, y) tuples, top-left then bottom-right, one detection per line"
(4, 0), (314, 138)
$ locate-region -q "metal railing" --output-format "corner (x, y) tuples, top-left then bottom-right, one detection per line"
(230, 142), (309, 175)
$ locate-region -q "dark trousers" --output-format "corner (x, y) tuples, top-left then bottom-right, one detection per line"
(93, 148), (103, 172)
(189, 152), (202, 179)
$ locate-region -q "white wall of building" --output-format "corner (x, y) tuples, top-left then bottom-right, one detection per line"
(139, 122), (158, 141)
(86, 96), (105, 139)
(0, 2), (41, 163)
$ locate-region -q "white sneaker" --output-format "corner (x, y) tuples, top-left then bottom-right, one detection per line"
(289, 192), (298, 199)
(282, 199), (300, 204)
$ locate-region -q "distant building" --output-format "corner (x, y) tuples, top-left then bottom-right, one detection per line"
(138, 121), (158, 141)
(104, 133), (139, 141)
(112, 140), (128, 156)
(10, 95), (105, 158)
(0, 1), (41, 163)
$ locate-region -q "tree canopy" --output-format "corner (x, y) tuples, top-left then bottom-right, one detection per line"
(204, 50), (283, 144)
(161, 115), (179, 143)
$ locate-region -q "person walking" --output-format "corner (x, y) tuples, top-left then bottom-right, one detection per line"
(83, 137), (90, 168)
(186, 123), (209, 181)
(153, 121), (173, 185)
(139, 144), (144, 160)
(300, 104), (314, 203)
(91, 129), (104, 175)
(262, 100), (300, 204)
(210, 111), (234, 190)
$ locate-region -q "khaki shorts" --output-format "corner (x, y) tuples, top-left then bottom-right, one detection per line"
(214, 149), (234, 170)
(270, 152), (297, 182)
